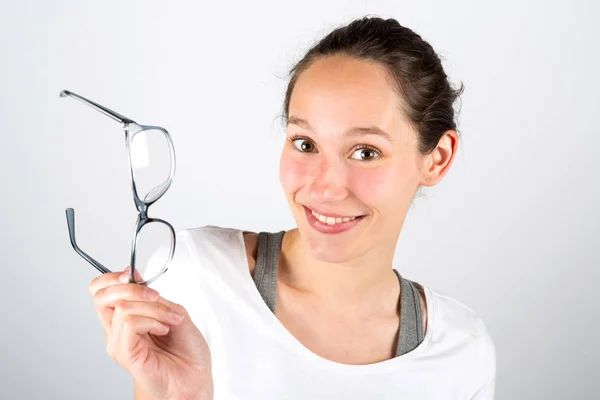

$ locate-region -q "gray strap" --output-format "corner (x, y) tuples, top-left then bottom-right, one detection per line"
(252, 231), (285, 314)
(394, 269), (425, 356)
(253, 232), (425, 357)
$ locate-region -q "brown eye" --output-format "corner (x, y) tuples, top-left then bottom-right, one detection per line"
(351, 147), (380, 161)
(292, 138), (316, 153)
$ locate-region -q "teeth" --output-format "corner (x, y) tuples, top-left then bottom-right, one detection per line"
(311, 210), (357, 225)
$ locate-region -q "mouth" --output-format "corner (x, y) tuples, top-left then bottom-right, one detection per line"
(302, 205), (367, 233)
(307, 206), (365, 223)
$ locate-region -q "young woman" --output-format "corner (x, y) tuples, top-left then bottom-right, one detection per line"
(89, 16), (496, 400)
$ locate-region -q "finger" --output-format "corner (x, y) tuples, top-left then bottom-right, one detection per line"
(110, 300), (178, 355)
(90, 273), (128, 336)
(117, 266), (144, 284)
(89, 270), (123, 296)
(96, 283), (160, 309)
(155, 296), (187, 318)
(131, 267), (143, 282)
(110, 314), (171, 362)
(112, 299), (185, 328)
(94, 284), (160, 332)
(88, 265), (137, 296)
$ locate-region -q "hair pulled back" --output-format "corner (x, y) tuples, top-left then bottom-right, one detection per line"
(282, 16), (464, 155)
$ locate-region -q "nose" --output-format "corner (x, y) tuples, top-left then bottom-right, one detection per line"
(307, 159), (348, 202)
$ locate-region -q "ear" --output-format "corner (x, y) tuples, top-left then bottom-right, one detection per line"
(420, 130), (458, 186)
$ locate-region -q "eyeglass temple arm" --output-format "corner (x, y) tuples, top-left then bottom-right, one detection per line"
(60, 90), (135, 125)
(65, 208), (112, 274)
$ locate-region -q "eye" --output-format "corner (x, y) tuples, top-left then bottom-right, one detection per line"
(350, 145), (381, 161)
(290, 136), (316, 153)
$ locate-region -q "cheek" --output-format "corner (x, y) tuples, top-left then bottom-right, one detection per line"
(279, 150), (308, 194)
(348, 165), (415, 207)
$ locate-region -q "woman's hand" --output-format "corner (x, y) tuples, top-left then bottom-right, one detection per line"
(89, 266), (213, 400)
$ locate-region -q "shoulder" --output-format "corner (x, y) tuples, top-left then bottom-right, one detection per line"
(181, 224), (242, 240)
(177, 225), (257, 274)
(425, 287), (497, 388)
(179, 225), (245, 251)
(427, 288), (495, 343)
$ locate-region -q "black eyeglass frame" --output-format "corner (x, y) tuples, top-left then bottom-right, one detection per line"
(61, 89), (176, 286)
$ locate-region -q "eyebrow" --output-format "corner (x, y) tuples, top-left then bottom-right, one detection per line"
(287, 116), (393, 143)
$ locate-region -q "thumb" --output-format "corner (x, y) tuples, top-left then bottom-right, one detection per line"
(120, 266), (143, 283)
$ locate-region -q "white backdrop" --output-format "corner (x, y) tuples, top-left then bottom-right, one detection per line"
(1, 1), (598, 399)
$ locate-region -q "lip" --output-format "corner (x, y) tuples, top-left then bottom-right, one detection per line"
(303, 206), (366, 234)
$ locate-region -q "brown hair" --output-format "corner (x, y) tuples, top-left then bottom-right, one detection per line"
(282, 16), (464, 155)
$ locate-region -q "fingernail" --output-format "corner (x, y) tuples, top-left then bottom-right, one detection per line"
(119, 272), (130, 283)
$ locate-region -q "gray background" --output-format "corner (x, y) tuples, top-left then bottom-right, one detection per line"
(1, 0), (598, 399)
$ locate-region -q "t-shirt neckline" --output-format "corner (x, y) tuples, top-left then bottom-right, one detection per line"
(234, 229), (435, 374)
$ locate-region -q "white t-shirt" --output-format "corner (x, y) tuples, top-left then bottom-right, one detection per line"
(147, 226), (496, 399)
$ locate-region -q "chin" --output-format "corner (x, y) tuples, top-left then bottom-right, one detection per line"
(307, 242), (354, 264)
(296, 225), (360, 264)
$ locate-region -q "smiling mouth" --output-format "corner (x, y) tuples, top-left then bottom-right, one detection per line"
(303, 206), (366, 225)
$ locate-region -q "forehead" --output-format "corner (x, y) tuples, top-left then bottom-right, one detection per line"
(288, 56), (409, 134)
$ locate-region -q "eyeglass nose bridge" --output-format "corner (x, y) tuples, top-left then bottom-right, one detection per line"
(136, 200), (149, 220)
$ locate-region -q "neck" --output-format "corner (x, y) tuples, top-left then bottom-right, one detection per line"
(279, 228), (400, 316)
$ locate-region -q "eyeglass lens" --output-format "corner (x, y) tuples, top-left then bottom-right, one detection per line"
(130, 128), (173, 204)
(132, 220), (173, 284)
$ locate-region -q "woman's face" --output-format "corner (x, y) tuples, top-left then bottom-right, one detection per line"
(280, 55), (426, 263)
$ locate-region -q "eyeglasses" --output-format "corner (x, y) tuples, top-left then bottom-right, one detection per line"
(61, 90), (176, 286)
